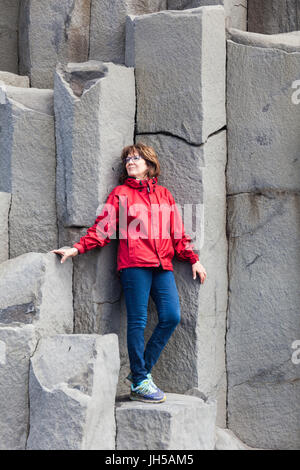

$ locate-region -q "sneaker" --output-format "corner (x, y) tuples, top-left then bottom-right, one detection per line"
(130, 378), (166, 403)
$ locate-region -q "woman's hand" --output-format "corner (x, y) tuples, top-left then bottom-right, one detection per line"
(192, 261), (207, 283)
(50, 247), (78, 264)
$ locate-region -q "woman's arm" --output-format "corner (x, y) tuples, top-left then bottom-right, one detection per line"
(51, 188), (120, 263)
(73, 188), (120, 254)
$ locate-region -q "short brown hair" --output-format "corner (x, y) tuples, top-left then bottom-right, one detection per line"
(119, 142), (161, 184)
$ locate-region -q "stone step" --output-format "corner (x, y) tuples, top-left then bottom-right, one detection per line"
(26, 334), (120, 450)
(116, 393), (217, 450)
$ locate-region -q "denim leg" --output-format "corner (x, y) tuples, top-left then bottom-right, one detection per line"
(120, 267), (152, 385)
(144, 270), (181, 374)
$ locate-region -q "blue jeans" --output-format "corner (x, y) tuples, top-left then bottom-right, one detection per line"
(120, 267), (181, 386)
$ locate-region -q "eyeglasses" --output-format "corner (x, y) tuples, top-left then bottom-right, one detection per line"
(125, 155), (143, 164)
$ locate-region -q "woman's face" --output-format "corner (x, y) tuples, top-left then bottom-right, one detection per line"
(125, 150), (149, 180)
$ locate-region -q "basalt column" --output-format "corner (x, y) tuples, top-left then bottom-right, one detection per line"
(167, 0), (247, 30)
(89, 0), (167, 64)
(0, 0), (20, 73)
(0, 84), (57, 258)
(226, 29), (300, 450)
(0, 252), (73, 449)
(26, 334), (120, 450)
(125, 6), (227, 425)
(19, 0), (91, 88)
(248, 0), (300, 34)
(54, 61), (135, 387)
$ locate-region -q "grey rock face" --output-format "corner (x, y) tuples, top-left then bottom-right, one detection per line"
(0, 72), (29, 88)
(0, 324), (37, 450)
(54, 61), (135, 227)
(89, 0), (167, 64)
(19, 0), (91, 88)
(126, 6), (226, 145)
(116, 393), (217, 450)
(248, 0), (300, 34)
(168, 0), (223, 8)
(26, 334), (120, 450)
(0, 252), (73, 337)
(0, 84), (57, 258)
(133, 131), (227, 425)
(228, 27), (300, 52)
(167, 1), (247, 30)
(223, 0), (247, 29)
(0, 0), (20, 73)
(226, 192), (300, 450)
(215, 427), (254, 450)
(0, 192), (11, 263)
(226, 28), (300, 450)
(227, 32), (300, 194)
(0, 251), (73, 450)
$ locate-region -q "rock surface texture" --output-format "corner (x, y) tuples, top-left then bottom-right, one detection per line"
(226, 28), (300, 450)
(116, 394), (217, 450)
(0, 84), (57, 258)
(27, 334), (120, 450)
(0, 192), (11, 263)
(0, 0), (20, 73)
(0, 324), (37, 450)
(0, 252), (73, 449)
(0, 71), (29, 87)
(167, 0), (247, 29)
(0, 252), (73, 336)
(248, 0), (300, 34)
(19, 0), (91, 88)
(89, 0), (167, 64)
(126, 6), (226, 145)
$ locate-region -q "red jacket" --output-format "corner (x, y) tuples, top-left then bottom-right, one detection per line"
(73, 176), (199, 272)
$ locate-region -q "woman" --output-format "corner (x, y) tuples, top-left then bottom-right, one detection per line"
(51, 142), (207, 404)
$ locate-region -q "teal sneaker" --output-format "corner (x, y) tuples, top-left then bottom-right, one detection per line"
(130, 378), (166, 403)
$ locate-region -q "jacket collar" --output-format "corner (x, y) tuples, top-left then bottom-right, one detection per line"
(124, 176), (158, 193)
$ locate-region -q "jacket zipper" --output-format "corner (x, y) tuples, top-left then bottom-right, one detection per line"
(147, 182), (161, 267)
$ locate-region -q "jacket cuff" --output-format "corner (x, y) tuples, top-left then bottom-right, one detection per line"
(73, 243), (85, 255)
(189, 254), (199, 265)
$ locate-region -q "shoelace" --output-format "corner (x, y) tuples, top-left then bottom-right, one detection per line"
(133, 378), (157, 394)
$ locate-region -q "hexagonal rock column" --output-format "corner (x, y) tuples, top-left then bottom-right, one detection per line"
(89, 0), (167, 64)
(0, 0), (20, 73)
(125, 6), (226, 145)
(0, 324), (37, 450)
(0, 252), (73, 450)
(227, 29), (300, 194)
(0, 71), (29, 88)
(167, 1), (247, 30)
(116, 394), (217, 450)
(19, 0), (91, 88)
(137, 131), (227, 426)
(0, 252), (73, 336)
(54, 60), (134, 374)
(0, 84), (57, 258)
(248, 0), (300, 34)
(226, 30), (300, 450)
(54, 60), (135, 228)
(0, 192), (11, 263)
(26, 334), (120, 450)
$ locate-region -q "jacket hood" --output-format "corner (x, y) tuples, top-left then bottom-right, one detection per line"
(124, 176), (158, 193)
